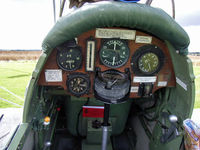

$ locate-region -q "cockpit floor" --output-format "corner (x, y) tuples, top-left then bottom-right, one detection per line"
(51, 129), (81, 150)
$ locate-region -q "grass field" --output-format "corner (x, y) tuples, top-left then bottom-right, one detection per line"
(0, 60), (200, 108)
(194, 66), (200, 108)
(0, 61), (36, 108)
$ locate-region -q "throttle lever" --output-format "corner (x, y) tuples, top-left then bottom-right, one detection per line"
(160, 114), (180, 143)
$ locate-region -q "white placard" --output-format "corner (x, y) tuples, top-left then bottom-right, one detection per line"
(130, 87), (139, 93)
(176, 77), (187, 91)
(135, 36), (152, 44)
(157, 81), (167, 87)
(95, 28), (136, 40)
(45, 69), (62, 82)
(133, 76), (157, 83)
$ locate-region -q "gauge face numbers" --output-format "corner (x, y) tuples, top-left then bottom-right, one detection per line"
(100, 39), (130, 68)
(138, 52), (159, 74)
(57, 47), (82, 71)
(67, 74), (90, 97)
(131, 45), (165, 75)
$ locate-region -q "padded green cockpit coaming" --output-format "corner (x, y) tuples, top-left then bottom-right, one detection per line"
(42, 1), (189, 55)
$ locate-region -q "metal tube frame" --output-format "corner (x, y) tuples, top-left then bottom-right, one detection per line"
(145, 0), (175, 18)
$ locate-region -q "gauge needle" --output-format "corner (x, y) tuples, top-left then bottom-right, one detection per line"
(114, 42), (116, 51)
(80, 84), (87, 87)
(102, 55), (108, 58)
(69, 62), (72, 69)
(148, 63), (151, 70)
(112, 57), (116, 65)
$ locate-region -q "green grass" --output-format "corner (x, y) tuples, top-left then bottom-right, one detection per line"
(0, 61), (200, 108)
(0, 61), (36, 108)
(193, 66), (200, 108)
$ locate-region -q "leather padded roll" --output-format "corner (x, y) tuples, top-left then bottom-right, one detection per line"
(42, 1), (189, 55)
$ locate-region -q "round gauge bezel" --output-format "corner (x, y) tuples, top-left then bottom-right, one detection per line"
(67, 73), (90, 97)
(99, 39), (130, 68)
(131, 44), (165, 75)
(56, 46), (82, 71)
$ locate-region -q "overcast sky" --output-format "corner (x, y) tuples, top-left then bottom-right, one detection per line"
(0, 0), (199, 52)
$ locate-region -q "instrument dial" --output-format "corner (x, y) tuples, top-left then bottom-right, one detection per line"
(138, 52), (159, 74)
(131, 45), (165, 75)
(57, 46), (82, 71)
(67, 73), (90, 97)
(100, 39), (130, 68)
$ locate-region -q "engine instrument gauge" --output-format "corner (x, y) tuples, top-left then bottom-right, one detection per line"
(86, 38), (96, 72)
(57, 46), (82, 71)
(131, 45), (165, 75)
(100, 39), (130, 68)
(67, 73), (90, 97)
(138, 52), (159, 73)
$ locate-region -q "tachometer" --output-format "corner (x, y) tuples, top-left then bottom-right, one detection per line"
(131, 45), (165, 75)
(57, 46), (82, 71)
(99, 39), (130, 68)
(67, 73), (90, 97)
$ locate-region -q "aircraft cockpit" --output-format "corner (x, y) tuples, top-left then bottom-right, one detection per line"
(5, 1), (195, 150)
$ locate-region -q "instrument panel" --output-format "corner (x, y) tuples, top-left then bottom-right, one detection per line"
(38, 28), (176, 98)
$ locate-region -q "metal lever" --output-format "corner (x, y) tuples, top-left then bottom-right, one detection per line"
(160, 114), (179, 143)
(105, 79), (118, 89)
(101, 104), (110, 150)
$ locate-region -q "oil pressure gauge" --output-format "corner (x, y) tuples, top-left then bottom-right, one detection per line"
(67, 73), (90, 97)
(131, 45), (165, 75)
(57, 46), (82, 71)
